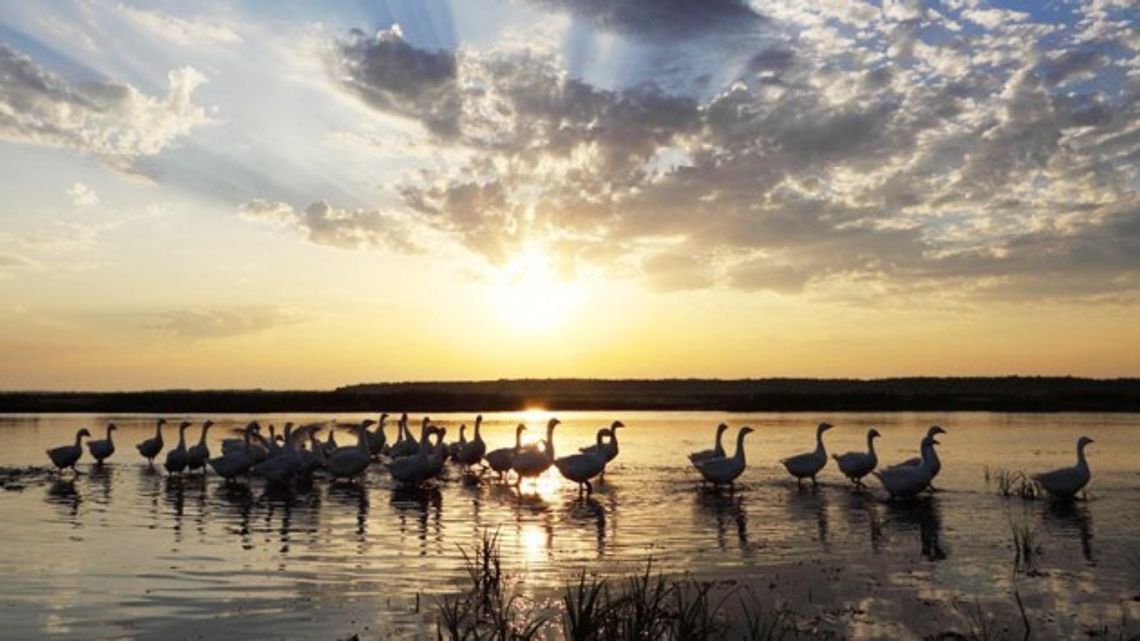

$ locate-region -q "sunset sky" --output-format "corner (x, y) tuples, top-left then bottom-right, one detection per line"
(1, 0), (1138, 390)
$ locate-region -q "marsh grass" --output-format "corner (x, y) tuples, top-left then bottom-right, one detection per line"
(1009, 519), (1043, 576)
(991, 469), (1043, 500)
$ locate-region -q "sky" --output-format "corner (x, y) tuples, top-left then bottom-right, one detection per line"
(0, 0), (1138, 390)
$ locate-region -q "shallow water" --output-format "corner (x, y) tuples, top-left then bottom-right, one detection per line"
(1, 411), (1138, 640)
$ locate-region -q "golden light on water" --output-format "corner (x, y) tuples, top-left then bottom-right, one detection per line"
(488, 245), (587, 333)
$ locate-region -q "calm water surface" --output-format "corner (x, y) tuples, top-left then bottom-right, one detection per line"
(1, 411), (1138, 640)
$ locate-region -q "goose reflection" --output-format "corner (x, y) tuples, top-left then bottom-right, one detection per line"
(47, 479), (81, 523)
(216, 483), (255, 550)
(783, 486), (830, 552)
(696, 489), (749, 552)
(87, 464), (114, 506)
(163, 477), (186, 543)
(565, 495), (607, 554)
(840, 491), (883, 553)
(1043, 500), (1095, 564)
(328, 482), (370, 544)
(261, 490), (298, 554)
(391, 485), (443, 556)
(885, 496), (945, 561)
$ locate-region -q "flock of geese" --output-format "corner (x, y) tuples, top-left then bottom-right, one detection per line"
(45, 416), (1095, 500)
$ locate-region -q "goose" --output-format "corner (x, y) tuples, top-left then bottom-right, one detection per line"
(555, 428), (611, 494)
(485, 424), (527, 481)
(136, 418), (166, 465)
(1033, 436), (1094, 500)
(457, 415), (487, 467)
(87, 423), (117, 464)
(253, 424), (302, 486)
(299, 432), (326, 477)
(832, 428), (881, 487)
(694, 426), (754, 488)
(389, 414), (420, 458)
(886, 425), (946, 490)
(781, 422), (834, 486)
(221, 427), (270, 461)
(448, 424), (467, 461)
(208, 423), (261, 481)
(163, 421), (193, 475)
(513, 418), (560, 482)
(689, 423), (730, 465)
(425, 427), (448, 479)
(388, 423), (438, 485)
(367, 413), (389, 458)
(326, 421), (373, 482)
(186, 421), (214, 474)
(579, 420), (624, 464)
(47, 428), (91, 473)
(265, 424), (283, 458)
(873, 427), (945, 499)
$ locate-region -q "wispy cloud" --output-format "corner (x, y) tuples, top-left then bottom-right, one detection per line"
(238, 199), (421, 253)
(0, 44), (211, 169)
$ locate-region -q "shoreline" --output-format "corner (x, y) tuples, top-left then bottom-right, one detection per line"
(1, 376), (1138, 413)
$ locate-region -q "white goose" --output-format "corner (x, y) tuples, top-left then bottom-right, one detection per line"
(457, 415), (486, 467)
(87, 423), (117, 464)
(367, 413), (390, 458)
(48, 428), (91, 473)
(781, 422), (834, 486)
(513, 418), (561, 482)
(833, 428), (881, 487)
(136, 418), (166, 465)
(388, 414), (420, 459)
(1033, 436), (1094, 500)
(208, 423), (261, 481)
(555, 428), (611, 494)
(388, 423), (438, 485)
(425, 426), (448, 479)
(326, 421), (373, 482)
(485, 423), (527, 481)
(448, 424), (467, 461)
(873, 427), (945, 499)
(886, 425), (946, 490)
(253, 424), (302, 486)
(163, 422), (193, 475)
(579, 420), (624, 465)
(694, 426), (754, 488)
(186, 421), (214, 474)
(689, 423), (730, 465)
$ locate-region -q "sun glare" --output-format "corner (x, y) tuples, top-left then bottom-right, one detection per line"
(488, 246), (586, 332)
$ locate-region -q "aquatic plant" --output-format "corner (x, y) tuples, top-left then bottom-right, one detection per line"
(993, 469), (1043, 500)
(1009, 519), (1042, 576)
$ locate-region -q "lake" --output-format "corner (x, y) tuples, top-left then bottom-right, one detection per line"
(1, 411), (1138, 639)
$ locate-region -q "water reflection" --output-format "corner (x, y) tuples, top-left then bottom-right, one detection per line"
(1043, 500), (1095, 564)
(87, 465), (114, 506)
(695, 489), (749, 552)
(839, 491), (883, 553)
(215, 483), (254, 549)
(47, 479), (81, 523)
(784, 486), (830, 551)
(885, 497), (946, 561)
(391, 486), (443, 556)
(565, 495), (607, 554)
(164, 478), (186, 543)
(328, 482), (370, 545)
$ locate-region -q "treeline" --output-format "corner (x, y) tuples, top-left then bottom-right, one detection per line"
(1, 377), (1138, 413)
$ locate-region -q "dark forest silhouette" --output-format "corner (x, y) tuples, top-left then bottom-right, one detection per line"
(1, 377), (1138, 413)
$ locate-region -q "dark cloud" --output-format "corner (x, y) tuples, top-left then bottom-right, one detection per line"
(527, 0), (765, 42)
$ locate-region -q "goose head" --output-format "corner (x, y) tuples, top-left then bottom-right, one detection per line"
(547, 418), (560, 433)
(740, 426), (755, 437)
(107, 423), (118, 433)
(379, 412), (389, 422)
(1077, 436), (1094, 450)
(928, 425), (946, 445)
(77, 428), (91, 439)
(716, 423), (729, 436)
(244, 421), (261, 435)
(817, 422), (834, 435)
(868, 428), (881, 439)
(360, 419), (378, 431)
(179, 420), (192, 430)
(202, 420), (214, 430)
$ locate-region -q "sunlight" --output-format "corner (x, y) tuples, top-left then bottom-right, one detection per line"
(488, 245), (586, 333)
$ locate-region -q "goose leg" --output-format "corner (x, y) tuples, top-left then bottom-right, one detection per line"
(585, 480), (594, 495)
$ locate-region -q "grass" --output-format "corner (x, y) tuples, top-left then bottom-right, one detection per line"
(1009, 519), (1043, 576)
(991, 469), (1043, 501)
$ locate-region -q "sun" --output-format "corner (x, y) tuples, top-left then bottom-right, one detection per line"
(488, 245), (586, 332)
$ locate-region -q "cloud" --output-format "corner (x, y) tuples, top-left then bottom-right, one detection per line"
(66, 182), (100, 207)
(117, 4), (242, 45)
(0, 44), (210, 167)
(142, 306), (305, 340)
(239, 199), (420, 252)
(319, 2), (1140, 305)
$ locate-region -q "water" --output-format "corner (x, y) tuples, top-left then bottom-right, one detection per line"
(1, 411), (1138, 639)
